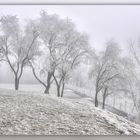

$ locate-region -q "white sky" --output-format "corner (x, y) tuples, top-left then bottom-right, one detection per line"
(0, 5), (140, 51)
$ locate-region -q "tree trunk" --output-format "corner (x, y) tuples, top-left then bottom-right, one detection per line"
(61, 82), (65, 97)
(102, 87), (107, 109)
(44, 85), (50, 94)
(44, 73), (52, 94)
(95, 91), (98, 107)
(15, 76), (19, 90)
(57, 85), (60, 97)
(52, 74), (62, 97)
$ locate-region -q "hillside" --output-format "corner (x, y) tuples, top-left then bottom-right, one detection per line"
(0, 89), (140, 135)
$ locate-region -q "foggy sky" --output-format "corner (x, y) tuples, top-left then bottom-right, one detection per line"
(0, 5), (140, 83)
(0, 5), (140, 50)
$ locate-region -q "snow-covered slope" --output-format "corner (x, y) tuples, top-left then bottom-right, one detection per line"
(0, 89), (140, 135)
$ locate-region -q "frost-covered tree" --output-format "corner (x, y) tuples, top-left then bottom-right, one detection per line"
(128, 39), (140, 112)
(89, 40), (122, 107)
(29, 11), (89, 96)
(28, 11), (67, 94)
(89, 39), (139, 110)
(101, 56), (136, 110)
(0, 15), (40, 90)
(115, 56), (140, 124)
(53, 30), (89, 97)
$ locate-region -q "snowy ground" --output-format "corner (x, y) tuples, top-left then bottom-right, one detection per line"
(0, 89), (140, 135)
(0, 84), (135, 115)
(68, 85), (136, 114)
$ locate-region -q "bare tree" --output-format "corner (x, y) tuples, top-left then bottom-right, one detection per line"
(0, 15), (40, 90)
